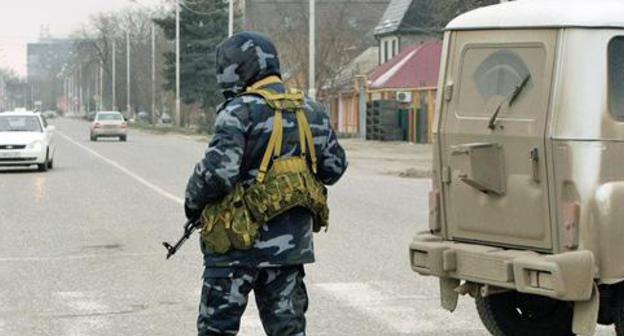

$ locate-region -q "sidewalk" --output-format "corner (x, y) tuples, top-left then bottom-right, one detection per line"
(340, 138), (432, 179)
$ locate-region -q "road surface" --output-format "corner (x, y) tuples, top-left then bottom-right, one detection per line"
(0, 118), (613, 335)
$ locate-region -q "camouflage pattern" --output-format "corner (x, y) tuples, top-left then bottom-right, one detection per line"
(198, 265), (308, 336)
(184, 31), (348, 269)
(215, 31), (282, 100)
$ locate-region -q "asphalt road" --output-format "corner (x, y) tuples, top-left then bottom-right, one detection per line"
(0, 118), (614, 336)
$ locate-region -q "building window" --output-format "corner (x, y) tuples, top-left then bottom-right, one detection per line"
(392, 39), (398, 58)
(609, 36), (624, 120)
(384, 40), (389, 63)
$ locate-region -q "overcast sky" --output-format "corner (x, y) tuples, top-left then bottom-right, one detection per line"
(0, 0), (164, 77)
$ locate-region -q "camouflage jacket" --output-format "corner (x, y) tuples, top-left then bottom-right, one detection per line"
(185, 81), (347, 269)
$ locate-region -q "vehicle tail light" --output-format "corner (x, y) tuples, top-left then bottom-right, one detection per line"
(429, 190), (441, 233)
(563, 202), (580, 249)
(94, 123), (101, 129)
(121, 122), (127, 128)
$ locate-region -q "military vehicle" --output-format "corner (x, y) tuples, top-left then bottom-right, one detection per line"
(409, 1), (624, 335)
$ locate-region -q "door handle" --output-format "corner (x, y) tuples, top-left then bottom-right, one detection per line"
(530, 148), (540, 183)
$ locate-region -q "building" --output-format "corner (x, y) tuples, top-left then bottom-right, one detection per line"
(323, 47), (379, 133)
(27, 38), (74, 111)
(367, 41), (442, 142)
(374, 0), (437, 64)
(374, 0), (499, 64)
(322, 0), (503, 141)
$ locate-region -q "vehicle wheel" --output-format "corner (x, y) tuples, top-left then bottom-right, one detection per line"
(47, 159), (53, 170)
(476, 291), (574, 336)
(90, 135), (97, 142)
(120, 136), (127, 142)
(38, 151), (49, 172)
(614, 285), (624, 335)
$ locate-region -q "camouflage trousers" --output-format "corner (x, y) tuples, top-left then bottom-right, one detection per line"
(197, 265), (308, 336)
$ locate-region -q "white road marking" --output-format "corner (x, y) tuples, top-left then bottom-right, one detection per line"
(56, 131), (184, 205)
(315, 282), (484, 334)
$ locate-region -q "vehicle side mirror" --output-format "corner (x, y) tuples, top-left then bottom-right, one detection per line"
(47, 125), (56, 132)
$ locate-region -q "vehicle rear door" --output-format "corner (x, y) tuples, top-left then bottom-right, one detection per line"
(439, 30), (557, 250)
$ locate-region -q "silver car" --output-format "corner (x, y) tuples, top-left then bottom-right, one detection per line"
(90, 112), (127, 142)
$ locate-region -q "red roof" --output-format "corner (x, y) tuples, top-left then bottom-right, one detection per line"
(368, 41), (442, 90)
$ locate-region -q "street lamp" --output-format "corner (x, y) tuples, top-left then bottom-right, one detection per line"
(176, 0), (181, 126)
(229, 0), (234, 37)
(126, 30), (131, 118)
(308, 0), (316, 98)
(112, 40), (116, 111)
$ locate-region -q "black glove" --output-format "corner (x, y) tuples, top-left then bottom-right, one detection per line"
(184, 201), (202, 221)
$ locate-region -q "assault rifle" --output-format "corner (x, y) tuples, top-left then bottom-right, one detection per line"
(162, 219), (201, 259)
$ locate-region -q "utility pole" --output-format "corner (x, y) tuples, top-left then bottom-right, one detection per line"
(308, 0), (316, 98)
(87, 78), (91, 113)
(228, 0), (234, 37)
(126, 30), (131, 119)
(357, 75), (367, 140)
(79, 68), (83, 115)
(62, 78), (65, 113)
(99, 60), (104, 110)
(69, 76), (73, 113)
(151, 22), (157, 125)
(175, 0), (181, 126)
(112, 40), (117, 111)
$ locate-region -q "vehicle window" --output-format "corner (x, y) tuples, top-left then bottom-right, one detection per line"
(0, 116), (43, 132)
(97, 113), (123, 121)
(609, 37), (624, 120)
(456, 46), (545, 118)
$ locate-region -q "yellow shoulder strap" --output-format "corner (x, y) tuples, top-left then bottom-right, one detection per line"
(295, 109), (318, 174)
(257, 110), (283, 183)
(241, 86), (316, 181)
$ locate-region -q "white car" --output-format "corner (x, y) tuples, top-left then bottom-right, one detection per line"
(90, 111), (127, 142)
(0, 112), (56, 172)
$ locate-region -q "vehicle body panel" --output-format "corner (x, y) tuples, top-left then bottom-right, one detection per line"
(412, 1), (624, 333)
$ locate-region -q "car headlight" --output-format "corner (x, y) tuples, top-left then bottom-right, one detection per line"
(27, 140), (43, 151)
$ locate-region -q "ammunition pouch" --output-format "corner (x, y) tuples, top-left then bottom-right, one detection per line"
(245, 157), (329, 233)
(200, 184), (260, 254)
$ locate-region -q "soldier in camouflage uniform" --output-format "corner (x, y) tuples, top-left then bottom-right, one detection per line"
(184, 31), (348, 336)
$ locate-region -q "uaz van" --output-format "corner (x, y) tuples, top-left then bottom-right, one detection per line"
(409, 1), (624, 335)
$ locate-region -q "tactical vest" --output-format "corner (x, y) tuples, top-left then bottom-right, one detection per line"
(200, 78), (330, 255)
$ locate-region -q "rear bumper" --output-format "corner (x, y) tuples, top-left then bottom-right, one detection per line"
(410, 233), (595, 301)
(92, 128), (127, 136)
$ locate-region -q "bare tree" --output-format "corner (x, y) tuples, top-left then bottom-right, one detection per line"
(71, 7), (170, 115)
(248, 0), (380, 93)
